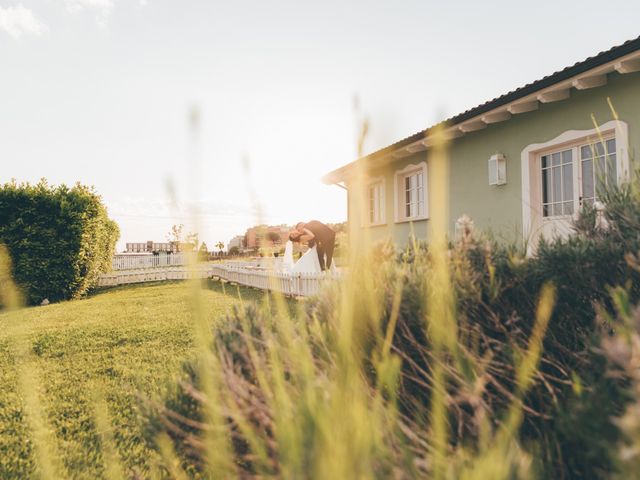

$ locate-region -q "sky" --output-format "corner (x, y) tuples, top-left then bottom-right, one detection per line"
(1, 0), (640, 251)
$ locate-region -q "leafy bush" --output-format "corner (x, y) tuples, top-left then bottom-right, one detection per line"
(382, 236), (635, 478)
(148, 181), (640, 479)
(0, 179), (119, 305)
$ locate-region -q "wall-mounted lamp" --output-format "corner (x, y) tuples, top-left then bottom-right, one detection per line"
(488, 153), (507, 186)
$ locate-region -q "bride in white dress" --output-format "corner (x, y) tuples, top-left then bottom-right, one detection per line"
(282, 240), (321, 274)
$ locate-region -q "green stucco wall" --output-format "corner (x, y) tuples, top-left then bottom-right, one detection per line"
(347, 70), (640, 247)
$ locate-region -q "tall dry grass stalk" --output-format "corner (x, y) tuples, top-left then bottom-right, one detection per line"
(152, 111), (559, 479)
(0, 103), (562, 479)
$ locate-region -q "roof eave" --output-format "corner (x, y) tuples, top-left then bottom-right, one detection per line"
(323, 36), (640, 184)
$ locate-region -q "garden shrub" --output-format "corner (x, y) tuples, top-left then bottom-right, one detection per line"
(0, 179), (119, 305)
(149, 182), (640, 479)
(367, 184), (640, 478)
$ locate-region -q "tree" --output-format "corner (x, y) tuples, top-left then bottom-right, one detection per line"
(186, 232), (199, 251)
(198, 242), (209, 261)
(215, 241), (225, 255)
(168, 224), (184, 251)
(229, 246), (240, 256)
(267, 231), (281, 245)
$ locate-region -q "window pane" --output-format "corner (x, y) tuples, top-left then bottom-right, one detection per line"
(581, 145), (593, 160)
(562, 150), (572, 165)
(417, 172), (423, 187)
(582, 158), (594, 199)
(542, 155), (549, 168)
(606, 138), (616, 154)
(563, 201), (574, 215)
(369, 186), (376, 223)
(552, 203), (563, 216)
(562, 163), (573, 202)
(552, 152), (561, 166)
(607, 154), (617, 188)
(542, 168), (551, 204)
(543, 204), (549, 217)
(553, 166), (561, 203)
(596, 156), (606, 195)
(595, 142), (605, 157)
(596, 155), (605, 174)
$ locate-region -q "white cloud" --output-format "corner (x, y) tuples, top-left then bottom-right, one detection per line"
(63, 0), (114, 27)
(0, 4), (47, 38)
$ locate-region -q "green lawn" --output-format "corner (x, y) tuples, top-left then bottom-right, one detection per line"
(0, 280), (270, 479)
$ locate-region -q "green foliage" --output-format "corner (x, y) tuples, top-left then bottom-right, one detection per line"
(381, 224), (638, 477)
(198, 242), (209, 261)
(266, 231), (281, 244)
(600, 287), (640, 478)
(0, 179), (119, 305)
(151, 180), (640, 479)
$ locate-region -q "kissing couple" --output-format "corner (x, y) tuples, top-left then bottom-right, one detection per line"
(288, 220), (336, 272)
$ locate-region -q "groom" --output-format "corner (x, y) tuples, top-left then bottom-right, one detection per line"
(293, 220), (336, 271)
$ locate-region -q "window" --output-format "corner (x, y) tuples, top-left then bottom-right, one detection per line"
(404, 170), (425, 219)
(521, 120), (628, 251)
(394, 162), (428, 222)
(580, 138), (616, 205)
(368, 181), (384, 225)
(540, 136), (617, 218)
(541, 149), (574, 217)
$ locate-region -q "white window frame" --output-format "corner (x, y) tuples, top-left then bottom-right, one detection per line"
(365, 176), (386, 226)
(521, 119), (629, 242)
(539, 146), (578, 218)
(394, 161), (429, 223)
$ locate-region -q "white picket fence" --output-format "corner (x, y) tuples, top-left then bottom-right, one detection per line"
(98, 261), (338, 297)
(111, 253), (190, 270)
(98, 264), (214, 287)
(209, 264), (338, 297)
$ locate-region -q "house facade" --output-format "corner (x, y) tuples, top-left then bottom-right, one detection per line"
(227, 235), (245, 252)
(323, 37), (640, 249)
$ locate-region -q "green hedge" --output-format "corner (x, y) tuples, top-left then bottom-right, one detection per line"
(149, 181), (640, 479)
(0, 180), (119, 305)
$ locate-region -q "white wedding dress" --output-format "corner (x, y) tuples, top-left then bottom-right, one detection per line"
(282, 240), (322, 274)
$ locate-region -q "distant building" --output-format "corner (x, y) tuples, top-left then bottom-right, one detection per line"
(227, 235), (244, 252)
(244, 225), (290, 249)
(125, 241), (179, 253)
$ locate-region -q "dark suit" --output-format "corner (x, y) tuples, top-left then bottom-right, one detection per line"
(304, 220), (336, 271)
